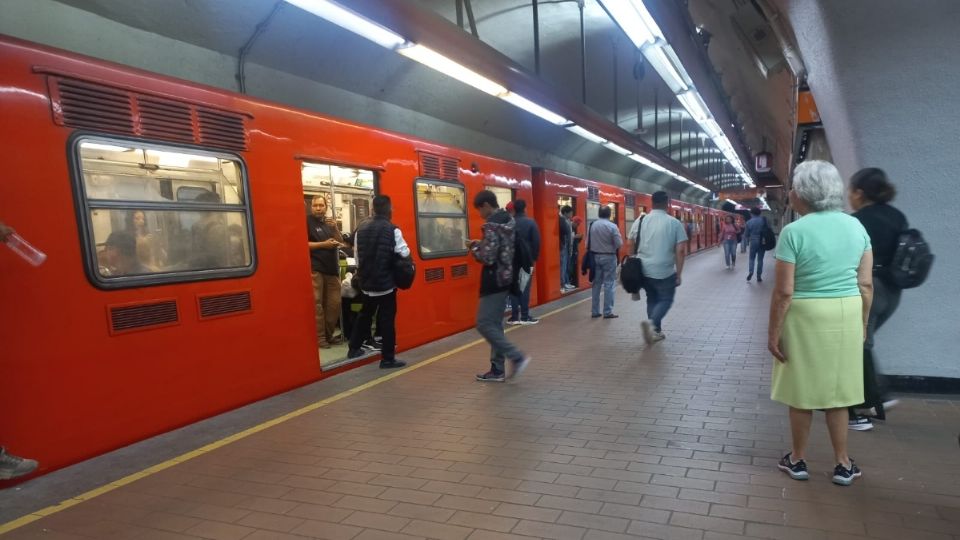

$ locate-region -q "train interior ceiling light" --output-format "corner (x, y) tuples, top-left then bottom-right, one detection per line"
(284, 0), (715, 193)
(597, 0), (755, 188)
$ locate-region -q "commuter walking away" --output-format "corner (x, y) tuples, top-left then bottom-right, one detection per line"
(719, 215), (740, 269)
(588, 206), (623, 319)
(846, 168), (907, 430)
(346, 195), (410, 369)
(739, 216), (748, 253)
(744, 207), (767, 282)
(768, 161), (873, 486)
(507, 199), (541, 326)
(629, 191), (687, 344)
(470, 191), (531, 382)
(307, 195), (344, 349)
(559, 205), (575, 291)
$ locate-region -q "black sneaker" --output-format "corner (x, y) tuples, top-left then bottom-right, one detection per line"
(519, 317), (539, 325)
(848, 415), (874, 431)
(475, 371), (505, 382)
(380, 359), (406, 369)
(347, 348), (366, 359)
(362, 339), (382, 351)
(777, 453), (809, 481)
(757, 276), (763, 283)
(746, 273), (753, 282)
(832, 460), (862, 486)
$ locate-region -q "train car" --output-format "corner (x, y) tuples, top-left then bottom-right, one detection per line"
(531, 168), (631, 304)
(0, 35), (537, 475)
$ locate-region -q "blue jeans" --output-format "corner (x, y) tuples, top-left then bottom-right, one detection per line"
(510, 267), (533, 320)
(643, 274), (677, 332)
(560, 245), (570, 287)
(591, 254), (617, 316)
(748, 240), (765, 277)
(722, 240), (737, 266)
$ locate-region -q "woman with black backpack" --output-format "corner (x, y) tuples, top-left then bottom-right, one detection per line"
(846, 168), (908, 431)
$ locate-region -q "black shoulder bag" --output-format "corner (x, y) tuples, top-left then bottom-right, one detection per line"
(620, 217), (645, 293)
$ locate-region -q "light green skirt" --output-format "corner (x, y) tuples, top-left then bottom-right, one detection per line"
(771, 296), (864, 410)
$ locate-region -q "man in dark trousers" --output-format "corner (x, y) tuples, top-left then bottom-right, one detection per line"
(307, 195), (344, 349)
(506, 199), (541, 325)
(469, 190), (531, 382)
(346, 195), (410, 369)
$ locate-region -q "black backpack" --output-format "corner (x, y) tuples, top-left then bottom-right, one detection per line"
(761, 218), (777, 251)
(886, 228), (933, 289)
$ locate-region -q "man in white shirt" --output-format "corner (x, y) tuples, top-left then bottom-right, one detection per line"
(627, 191), (688, 344)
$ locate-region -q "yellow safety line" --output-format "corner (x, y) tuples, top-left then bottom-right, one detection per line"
(0, 296), (589, 536)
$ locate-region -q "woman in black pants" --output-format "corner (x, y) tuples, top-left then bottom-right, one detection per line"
(847, 168), (907, 431)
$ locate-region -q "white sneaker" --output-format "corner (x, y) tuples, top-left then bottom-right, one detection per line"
(506, 356), (531, 380)
(651, 331), (666, 343)
(641, 320), (654, 345)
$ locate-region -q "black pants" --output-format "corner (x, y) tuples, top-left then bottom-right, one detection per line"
(850, 276), (902, 418)
(349, 291), (397, 361)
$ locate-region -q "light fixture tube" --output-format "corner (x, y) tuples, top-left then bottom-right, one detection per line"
(283, 0), (406, 49)
(566, 125), (607, 144)
(602, 141), (633, 156)
(677, 90), (711, 122)
(597, 0), (662, 48)
(398, 44), (507, 96)
(500, 92), (568, 125)
(644, 45), (688, 94)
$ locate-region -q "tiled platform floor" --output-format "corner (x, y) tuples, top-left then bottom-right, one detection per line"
(5, 249), (959, 540)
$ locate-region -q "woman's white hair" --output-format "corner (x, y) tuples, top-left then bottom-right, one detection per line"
(791, 160), (845, 212)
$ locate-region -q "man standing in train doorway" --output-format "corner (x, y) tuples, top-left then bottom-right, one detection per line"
(629, 191), (688, 344)
(470, 190), (531, 382)
(347, 195), (409, 368)
(307, 195), (344, 349)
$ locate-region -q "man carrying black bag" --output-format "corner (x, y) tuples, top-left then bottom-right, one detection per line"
(347, 195), (412, 368)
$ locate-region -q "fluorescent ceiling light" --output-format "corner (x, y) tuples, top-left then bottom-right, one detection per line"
(284, 0), (406, 49)
(566, 125), (607, 144)
(677, 90), (711, 123)
(602, 141), (633, 156)
(644, 45), (688, 94)
(399, 44), (507, 96)
(500, 92), (568, 125)
(597, 0), (663, 48)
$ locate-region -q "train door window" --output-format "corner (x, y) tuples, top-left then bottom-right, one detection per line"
(605, 203), (618, 223)
(72, 137), (255, 288)
(301, 163), (376, 248)
(557, 195), (576, 214)
(485, 186), (514, 209)
(585, 201), (601, 230)
(415, 180), (468, 259)
(624, 205), (636, 224)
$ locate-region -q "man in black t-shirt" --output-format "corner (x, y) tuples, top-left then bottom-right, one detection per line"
(307, 195), (344, 349)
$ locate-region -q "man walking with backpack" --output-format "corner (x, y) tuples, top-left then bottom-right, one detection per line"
(469, 190), (531, 382)
(507, 199), (541, 326)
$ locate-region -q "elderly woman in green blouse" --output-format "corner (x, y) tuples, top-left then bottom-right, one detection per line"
(769, 160), (873, 486)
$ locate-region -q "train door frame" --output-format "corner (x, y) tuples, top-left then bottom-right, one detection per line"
(299, 159), (380, 371)
(556, 193), (580, 291)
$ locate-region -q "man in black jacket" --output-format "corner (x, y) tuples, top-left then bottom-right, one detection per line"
(346, 195), (410, 369)
(469, 191), (531, 382)
(506, 199), (541, 325)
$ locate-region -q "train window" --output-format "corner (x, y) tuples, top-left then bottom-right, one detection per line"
(301, 163), (376, 241)
(485, 186), (514, 209)
(606, 203), (618, 223)
(415, 180), (468, 259)
(557, 195), (575, 213)
(73, 137), (255, 288)
(625, 205), (636, 223)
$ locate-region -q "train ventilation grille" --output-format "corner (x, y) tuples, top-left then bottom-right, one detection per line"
(49, 76), (248, 151)
(109, 300), (179, 334)
(419, 152), (459, 181)
(424, 267), (445, 282)
(198, 291), (252, 319)
(450, 264), (469, 279)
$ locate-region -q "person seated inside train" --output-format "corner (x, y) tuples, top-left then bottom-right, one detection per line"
(99, 230), (149, 276)
(189, 191), (230, 269)
(126, 209), (164, 271)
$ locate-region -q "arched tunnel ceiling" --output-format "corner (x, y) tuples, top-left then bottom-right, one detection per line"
(50, 0), (792, 202)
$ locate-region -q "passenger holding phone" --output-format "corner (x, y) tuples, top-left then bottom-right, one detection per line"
(308, 195), (345, 349)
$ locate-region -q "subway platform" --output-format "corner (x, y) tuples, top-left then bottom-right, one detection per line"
(3, 249), (959, 540)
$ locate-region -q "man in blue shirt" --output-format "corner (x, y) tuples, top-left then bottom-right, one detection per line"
(588, 206), (623, 318)
(743, 207), (767, 282)
(628, 191), (688, 343)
